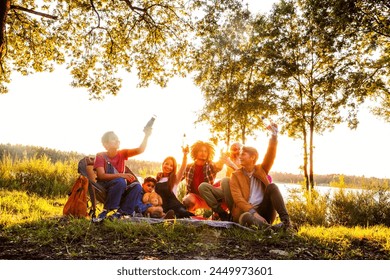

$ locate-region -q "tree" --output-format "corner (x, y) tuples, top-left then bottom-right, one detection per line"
(1, 0), (200, 97)
(304, 0), (390, 121)
(262, 0), (377, 190)
(189, 0), (277, 146)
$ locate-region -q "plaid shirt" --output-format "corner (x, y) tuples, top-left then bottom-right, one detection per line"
(184, 161), (222, 193)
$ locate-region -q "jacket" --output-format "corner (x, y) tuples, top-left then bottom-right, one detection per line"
(229, 136), (277, 222)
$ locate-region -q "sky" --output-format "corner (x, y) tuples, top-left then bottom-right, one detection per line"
(0, 0), (389, 179)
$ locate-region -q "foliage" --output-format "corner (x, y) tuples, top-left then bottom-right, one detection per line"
(1, 0), (205, 97)
(286, 186), (329, 226)
(126, 159), (160, 179)
(287, 181), (390, 227)
(0, 143), (86, 162)
(0, 154), (79, 197)
(328, 183), (390, 227)
(304, 0), (390, 122)
(188, 0), (388, 193)
(189, 0), (276, 145)
(263, 0), (381, 191)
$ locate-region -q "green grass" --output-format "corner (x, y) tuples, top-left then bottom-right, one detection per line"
(1, 189), (390, 260)
(0, 189), (65, 227)
(0, 155), (78, 197)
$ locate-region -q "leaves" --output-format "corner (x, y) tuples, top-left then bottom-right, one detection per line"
(2, 0), (197, 97)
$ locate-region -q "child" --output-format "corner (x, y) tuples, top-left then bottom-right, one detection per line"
(141, 177), (164, 218)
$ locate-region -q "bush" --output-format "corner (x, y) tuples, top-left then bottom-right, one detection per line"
(286, 186), (329, 227)
(328, 184), (390, 227)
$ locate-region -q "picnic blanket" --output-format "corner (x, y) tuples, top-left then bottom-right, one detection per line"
(121, 216), (254, 231)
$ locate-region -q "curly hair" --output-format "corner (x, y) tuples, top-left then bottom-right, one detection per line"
(190, 141), (216, 161)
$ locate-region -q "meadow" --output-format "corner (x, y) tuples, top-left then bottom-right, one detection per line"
(0, 145), (390, 259)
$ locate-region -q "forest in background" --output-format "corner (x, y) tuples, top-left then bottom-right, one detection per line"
(1, 143), (388, 189)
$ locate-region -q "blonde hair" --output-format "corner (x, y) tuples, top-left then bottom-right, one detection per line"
(101, 131), (117, 144)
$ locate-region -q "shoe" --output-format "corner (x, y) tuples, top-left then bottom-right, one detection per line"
(271, 221), (296, 235)
(213, 210), (231, 221)
(109, 210), (123, 220)
(93, 210), (108, 222)
(150, 212), (162, 218)
(162, 209), (175, 219)
(238, 212), (267, 229)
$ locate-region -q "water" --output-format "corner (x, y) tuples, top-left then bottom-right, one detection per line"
(277, 183), (364, 200)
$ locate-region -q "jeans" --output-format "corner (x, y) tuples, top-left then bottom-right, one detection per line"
(99, 179), (150, 215)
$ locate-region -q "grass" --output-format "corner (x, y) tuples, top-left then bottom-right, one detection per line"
(1, 189), (390, 260)
(0, 189), (65, 227)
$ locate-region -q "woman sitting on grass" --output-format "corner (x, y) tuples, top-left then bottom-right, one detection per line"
(155, 146), (194, 218)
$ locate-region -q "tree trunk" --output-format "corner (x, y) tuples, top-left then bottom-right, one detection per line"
(0, 0), (10, 62)
(241, 124), (246, 145)
(302, 126), (309, 191)
(309, 119), (315, 191)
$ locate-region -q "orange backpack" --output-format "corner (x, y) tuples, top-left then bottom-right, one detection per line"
(63, 175), (89, 217)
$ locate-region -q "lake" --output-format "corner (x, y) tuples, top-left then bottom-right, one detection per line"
(277, 183), (364, 200)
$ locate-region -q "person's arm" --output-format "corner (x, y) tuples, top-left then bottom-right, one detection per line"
(124, 128), (152, 158)
(261, 123), (278, 174)
(213, 152), (226, 172)
(95, 166), (135, 182)
(224, 156), (239, 171)
(175, 146), (189, 185)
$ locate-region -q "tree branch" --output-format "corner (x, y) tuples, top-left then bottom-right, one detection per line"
(10, 5), (58, 20)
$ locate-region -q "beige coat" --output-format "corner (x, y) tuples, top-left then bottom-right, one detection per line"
(229, 136), (277, 222)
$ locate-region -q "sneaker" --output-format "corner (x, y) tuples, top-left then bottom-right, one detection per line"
(109, 211), (123, 220)
(93, 210), (108, 223)
(162, 209), (175, 219)
(238, 212), (267, 229)
(271, 221), (296, 235)
(213, 210), (231, 221)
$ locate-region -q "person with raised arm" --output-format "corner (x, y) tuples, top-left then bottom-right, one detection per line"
(226, 122), (292, 231)
(93, 118), (154, 221)
(154, 146), (194, 218)
(182, 141), (225, 214)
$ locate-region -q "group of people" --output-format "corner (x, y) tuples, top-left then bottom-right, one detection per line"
(92, 122), (292, 231)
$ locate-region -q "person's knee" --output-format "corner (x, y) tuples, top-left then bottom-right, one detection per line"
(221, 177), (230, 191)
(221, 177), (230, 185)
(132, 183), (142, 193)
(266, 183), (282, 198)
(266, 183), (278, 192)
(111, 178), (127, 189)
(182, 194), (195, 210)
(198, 182), (211, 195)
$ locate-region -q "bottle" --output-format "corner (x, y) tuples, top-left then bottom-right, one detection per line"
(181, 133), (187, 148)
(261, 116), (278, 135)
(181, 133), (189, 153)
(144, 115), (156, 132)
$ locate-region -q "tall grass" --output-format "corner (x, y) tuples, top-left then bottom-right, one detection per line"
(0, 189), (66, 228)
(287, 182), (390, 227)
(0, 155), (78, 197)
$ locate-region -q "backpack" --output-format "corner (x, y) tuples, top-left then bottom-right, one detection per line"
(63, 175), (89, 217)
